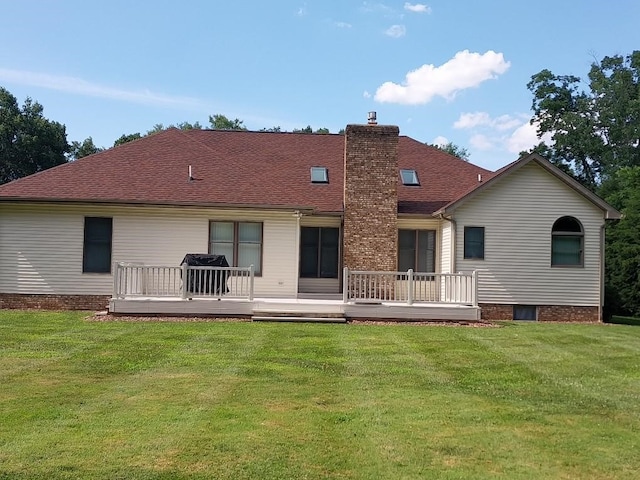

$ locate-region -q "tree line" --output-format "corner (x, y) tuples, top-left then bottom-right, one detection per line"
(1, 50), (638, 317)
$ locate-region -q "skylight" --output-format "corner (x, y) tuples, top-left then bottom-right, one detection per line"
(400, 169), (419, 186)
(311, 167), (328, 183)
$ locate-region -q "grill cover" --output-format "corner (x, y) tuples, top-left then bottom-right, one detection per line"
(180, 254), (229, 294)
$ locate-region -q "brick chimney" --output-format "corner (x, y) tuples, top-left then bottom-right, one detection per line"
(343, 120), (399, 271)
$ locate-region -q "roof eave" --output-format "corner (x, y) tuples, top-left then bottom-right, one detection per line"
(433, 153), (622, 220)
(0, 197), (320, 213)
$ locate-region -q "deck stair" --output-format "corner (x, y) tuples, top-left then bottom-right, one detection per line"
(251, 311), (347, 323)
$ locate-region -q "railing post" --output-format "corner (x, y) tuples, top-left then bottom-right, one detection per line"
(473, 270), (479, 307)
(407, 269), (414, 305)
(181, 263), (188, 299)
(342, 267), (349, 303)
(113, 262), (120, 298)
(248, 265), (254, 301)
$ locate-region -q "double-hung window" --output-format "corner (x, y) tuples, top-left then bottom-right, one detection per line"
(464, 226), (485, 260)
(209, 221), (263, 274)
(398, 229), (436, 272)
(83, 217), (113, 273)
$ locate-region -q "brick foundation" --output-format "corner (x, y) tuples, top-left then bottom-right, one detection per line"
(480, 303), (600, 322)
(0, 293), (110, 311)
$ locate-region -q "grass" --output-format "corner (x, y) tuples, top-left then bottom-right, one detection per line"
(1, 312), (640, 479)
(607, 315), (640, 326)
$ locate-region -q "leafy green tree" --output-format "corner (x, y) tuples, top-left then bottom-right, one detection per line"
(113, 132), (142, 147)
(430, 142), (470, 161)
(527, 51), (640, 190)
(69, 137), (103, 160)
(209, 114), (247, 131)
(259, 126), (282, 132)
(176, 121), (202, 130)
(600, 167), (640, 317)
(0, 87), (69, 184)
(292, 125), (330, 134)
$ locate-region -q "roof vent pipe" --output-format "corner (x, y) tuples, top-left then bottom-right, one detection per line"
(189, 165), (193, 182)
(478, 173), (482, 182)
(367, 111), (377, 125)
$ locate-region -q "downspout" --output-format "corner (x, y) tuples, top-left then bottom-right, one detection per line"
(293, 210), (303, 297)
(599, 222), (605, 322)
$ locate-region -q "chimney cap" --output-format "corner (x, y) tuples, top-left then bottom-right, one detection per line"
(367, 111), (377, 125)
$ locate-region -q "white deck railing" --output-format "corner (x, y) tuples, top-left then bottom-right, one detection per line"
(342, 268), (477, 306)
(113, 263), (254, 300)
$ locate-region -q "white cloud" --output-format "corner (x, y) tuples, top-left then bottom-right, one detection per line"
(454, 112), (522, 131)
(363, 90), (371, 98)
(454, 112), (492, 129)
(0, 68), (201, 109)
(432, 135), (449, 147)
(404, 3), (431, 13)
(493, 114), (523, 131)
(385, 24), (406, 37)
(470, 134), (494, 151)
(374, 50), (510, 105)
(506, 120), (552, 154)
(296, 4), (307, 16)
(361, 2), (394, 15)
(334, 21), (352, 28)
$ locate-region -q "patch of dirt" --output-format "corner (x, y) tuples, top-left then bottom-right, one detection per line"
(86, 312), (498, 327)
(85, 313), (250, 323)
(349, 320), (500, 327)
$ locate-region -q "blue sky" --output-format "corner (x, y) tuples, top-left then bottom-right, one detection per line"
(1, 0), (638, 170)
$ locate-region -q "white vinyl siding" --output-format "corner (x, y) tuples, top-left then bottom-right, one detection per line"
(453, 162), (604, 306)
(440, 220), (452, 274)
(0, 204), (298, 297)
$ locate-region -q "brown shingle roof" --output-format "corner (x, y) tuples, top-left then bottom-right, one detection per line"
(0, 128), (493, 215)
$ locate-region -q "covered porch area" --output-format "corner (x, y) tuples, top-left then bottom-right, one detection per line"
(109, 264), (481, 322)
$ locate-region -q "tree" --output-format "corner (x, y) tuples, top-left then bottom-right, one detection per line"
(600, 167), (640, 317)
(69, 137), (103, 160)
(209, 114), (247, 131)
(259, 126), (282, 132)
(292, 125), (330, 134)
(431, 142), (470, 161)
(527, 51), (640, 190)
(0, 87), (69, 184)
(527, 51), (640, 318)
(113, 132), (142, 147)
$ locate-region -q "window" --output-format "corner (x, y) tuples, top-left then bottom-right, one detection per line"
(551, 216), (583, 267)
(310, 167), (328, 183)
(300, 227), (339, 278)
(513, 305), (537, 321)
(464, 226), (485, 260)
(83, 217), (112, 273)
(398, 230), (435, 272)
(400, 169), (420, 186)
(209, 221), (263, 274)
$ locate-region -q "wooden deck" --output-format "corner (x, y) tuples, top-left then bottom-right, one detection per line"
(108, 296), (481, 322)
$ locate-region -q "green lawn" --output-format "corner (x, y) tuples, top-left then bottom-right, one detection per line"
(1, 312), (639, 479)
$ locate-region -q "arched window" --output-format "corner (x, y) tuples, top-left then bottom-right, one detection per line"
(551, 216), (584, 267)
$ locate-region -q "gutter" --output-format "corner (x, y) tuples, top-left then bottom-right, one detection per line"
(0, 197), (320, 214)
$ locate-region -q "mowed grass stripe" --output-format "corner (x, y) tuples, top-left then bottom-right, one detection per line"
(0, 312), (639, 479)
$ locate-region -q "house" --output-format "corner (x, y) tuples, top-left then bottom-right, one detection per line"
(0, 115), (621, 321)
